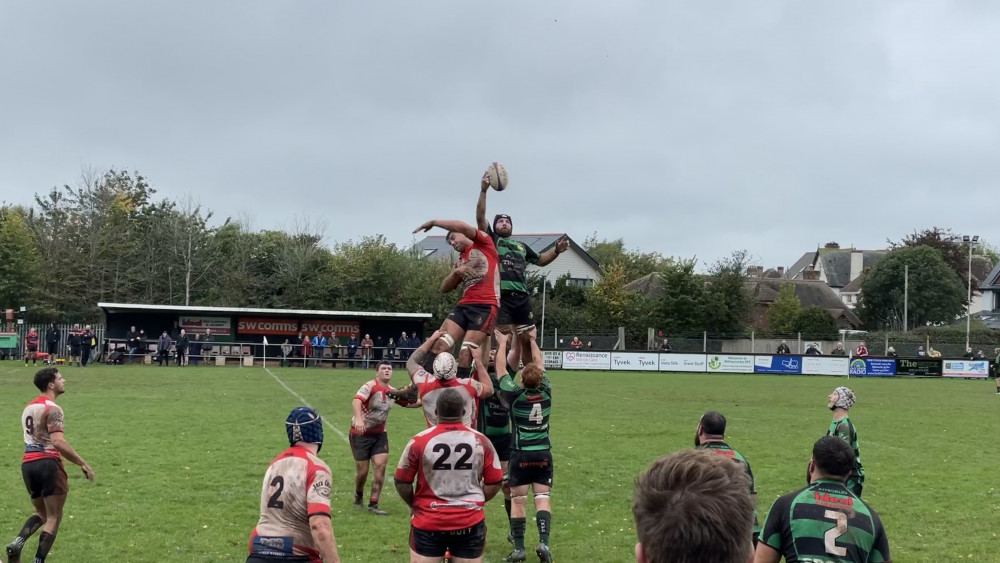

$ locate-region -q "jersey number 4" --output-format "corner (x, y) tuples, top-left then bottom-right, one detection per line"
(431, 443), (474, 471)
(528, 403), (543, 423)
(823, 510), (848, 557)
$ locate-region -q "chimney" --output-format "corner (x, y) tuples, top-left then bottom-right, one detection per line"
(777, 266), (785, 277)
(803, 265), (820, 281)
(850, 249), (863, 283)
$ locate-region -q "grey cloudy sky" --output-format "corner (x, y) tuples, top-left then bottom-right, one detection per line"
(2, 2), (998, 271)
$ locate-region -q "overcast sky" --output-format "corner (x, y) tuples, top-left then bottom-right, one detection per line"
(2, 2), (998, 271)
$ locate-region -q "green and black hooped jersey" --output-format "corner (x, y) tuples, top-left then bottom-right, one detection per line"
(477, 371), (511, 437)
(499, 371), (551, 451)
(698, 441), (760, 535)
(828, 417), (865, 484)
(487, 226), (540, 294)
(760, 479), (891, 563)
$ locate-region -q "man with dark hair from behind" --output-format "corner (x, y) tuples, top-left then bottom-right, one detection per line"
(754, 436), (891, 563)
(632, 449), (754, 563)
(694, 411), (760, 545)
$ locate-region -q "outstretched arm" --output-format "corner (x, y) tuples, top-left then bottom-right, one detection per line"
(476, 175), (491, 232)
(535, 237), (569, 267)
(494, 330), (510, 377)
(527, 327), (544, 369)
(413, 219), (478, 240)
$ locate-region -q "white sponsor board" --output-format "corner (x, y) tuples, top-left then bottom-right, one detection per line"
(543, 351), (563, 369)
(706, 354), (754, 373)
(179, 316), (232, 335)
(942, 360), (990, 378)
(802, 356), (849, 376)
(610, 352), (659, 371)
(658, 353), (707, 373)
(562, 351), (612, 370)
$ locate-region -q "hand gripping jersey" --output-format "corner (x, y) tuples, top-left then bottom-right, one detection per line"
(412, 368), (486, 429)
(828, 417), (865, 487)
(698, 441), (760, 537)
(476, 371), (511, 437)
(499, 372), (552, 451)
(394, 422), (504, 531)
(457, 230), (500, 307)
(351, 379), (397, 436)
(487, 226), (540, 295)
(22, 396), (64, 463)
(249, 446), (333, 563)
(759, 479), (891, 563)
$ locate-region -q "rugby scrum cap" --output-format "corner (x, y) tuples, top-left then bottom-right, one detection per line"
(433, 352), (458, 380)
(493, 214), (512, 231)
(286, 406), (324, 452)
(832, 386), (856, 410)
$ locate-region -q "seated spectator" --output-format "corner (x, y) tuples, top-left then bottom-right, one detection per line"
(775, 340), (791, 354)
(804, 342), (821, 355)
(855, 342), (868, 357)
(885, 346), (897, 358)
(830, 343), (847, 356)
(570, 336), (584, 349)
(660, 338), (672, 352)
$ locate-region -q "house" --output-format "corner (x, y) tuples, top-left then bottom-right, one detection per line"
(414, 233), (602, 287)
(975, 260), (1000, 314)
(785, 243), (889, 309)
(747, 267), (863, 330)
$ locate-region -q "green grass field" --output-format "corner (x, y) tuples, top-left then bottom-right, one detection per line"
(1, 363), (998, 562)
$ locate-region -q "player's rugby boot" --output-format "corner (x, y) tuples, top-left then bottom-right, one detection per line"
(353, 493), (363, 509)
(6, 538), (24, 563)
(504, 549), (527, 562)
(366, 504), (388, 516)
(535, 543), (552, 562)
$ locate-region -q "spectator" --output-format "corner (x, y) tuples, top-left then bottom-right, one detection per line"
(387, 337), (397, 361)
(68, 324), (82, 366)
(281, 338), (293, 367)
(126, 325), (140, 363)
(399, 331), (411, 361)
(312, 332), (328, 366)
(302, 335), (313, 367)
(157, 331), (172, 366)
(189, 333), (202, 366)
(586, 341), (593, 349)
(886, 346), (898, 358)
(660, 338), (672, 352)
(46, 323), (61, 362)
(374, 335), (384, 360)
(855, 341), (869, 357)
(81, 325), (95, 367)
(361, 333), (374, 368)
(201, 329), (213, 363)
(916, 345), (926, 357)
(775, 340), (791, 354)
(176, 329), (189, 366)
(347, 333), (360, 368)
(965, 346), (976, 360)
(804, 342), (821, 355)
(830, 343), (846, 356)
(928, 347), (942, 358)
(570, 336), (583, 349)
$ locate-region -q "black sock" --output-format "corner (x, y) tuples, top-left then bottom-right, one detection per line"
(537, 510), (551, 545)
(354, 490), (363, 500)
(17, 514), (44, 541)
(34, 531), (55, 562)
(504, 498), (512, 521)
(457, 365), (472, 379)
(511, 517), (526, 550)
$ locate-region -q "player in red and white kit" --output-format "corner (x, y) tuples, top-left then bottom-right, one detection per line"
(6, 368), (94, 563)
(247, 407), (340, 563)
(395, 388), (504, 563)
(389, 330), (493, 430)
(350, 360), (419, 516)
(413, 218), (500, 381)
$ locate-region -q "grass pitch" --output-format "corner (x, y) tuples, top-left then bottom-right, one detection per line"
(1, 363), (998, 562)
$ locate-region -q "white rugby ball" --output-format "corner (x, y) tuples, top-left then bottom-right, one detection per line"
(484, 161), (509, 191)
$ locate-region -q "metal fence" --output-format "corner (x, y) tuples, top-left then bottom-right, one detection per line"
(1, 323), (107, 362)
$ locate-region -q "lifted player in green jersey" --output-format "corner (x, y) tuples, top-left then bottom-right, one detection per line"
(755, 436), (891, 563)
(695, 411), (760, 544)
(826, 386), (864, 497)
(494, 329), (553, 563)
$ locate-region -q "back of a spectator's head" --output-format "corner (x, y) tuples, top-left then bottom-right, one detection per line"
(632, 449), (753, 563)
(810, 436), (856, 481)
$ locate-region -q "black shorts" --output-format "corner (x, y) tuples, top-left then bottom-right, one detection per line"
(27, 345), (38, 353)
(498, 291), (534, 327)
(350, 432), (389, 461)
(508, 450), (553, 488)
(246, 556), (310, 563)
(447, 304), (497, 334)
(22, 458), (69, 499)
(409, 520), (487, 559)
(488, 433), (513, 463)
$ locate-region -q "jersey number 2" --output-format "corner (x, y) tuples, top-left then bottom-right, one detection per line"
(823, 510), (848, 556)
(528, 403), (543, 423)
(267, 476), (285, 509)
(432, 443), (473, 470)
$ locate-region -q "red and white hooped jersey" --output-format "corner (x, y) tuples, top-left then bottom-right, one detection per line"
(248, 446), (333, 563)
(394, 422), (503, 531)
(351, 379), (397, 436)
(22, 396), (64, 463)
(457, 230), (500, 307)
(412, 369), (486, 429)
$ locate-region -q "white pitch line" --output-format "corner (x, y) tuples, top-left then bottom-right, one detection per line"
(264, 367), (349, 444)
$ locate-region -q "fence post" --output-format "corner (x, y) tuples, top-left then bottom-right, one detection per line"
(618, 327), (625, 350)
(925, 334), (930, 354)
(703, 331), (707, 353)
(553, 328), (558, 349)
(751, 330), (755, 353)
(884, 333), (889, 356)
(647, 328), (654, 350)
(797, 332), (802, 354)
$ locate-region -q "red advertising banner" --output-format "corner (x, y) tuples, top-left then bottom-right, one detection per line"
(299, 319), (360, 337)
(236, 317), (300, 336)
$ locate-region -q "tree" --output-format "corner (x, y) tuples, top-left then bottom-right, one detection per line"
(654, 260), (705, 336)
(891, 227), (982, 288)
(766, 282), (801, 335)
(795, 307), (840, 340)
(583, 233), (672, 282)
(703, 250), (753, 335)
(587, 263), (639, 329)
(0, 206), (42, 312)
(858, 245), (967, 330)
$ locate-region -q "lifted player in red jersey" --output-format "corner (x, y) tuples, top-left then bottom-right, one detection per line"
(6, 368), (95, 563)
(247, 407), (341, 563)
(395, 388), (504, 563)
(350, 360), (419, 516)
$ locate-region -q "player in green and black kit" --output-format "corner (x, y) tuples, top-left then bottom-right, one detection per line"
(827, 386), (864, 497)
(755, 436), (891, 563)
(694, 411), (760, 545)
(475, 347), (515, 543)
(493, 329), (553, 563)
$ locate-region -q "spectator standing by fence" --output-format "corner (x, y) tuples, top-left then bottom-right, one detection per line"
(45, 323), (60, 361)
(302, 336), (313, 367)
(80, 325), (95, 367)
(68, 325), (82, 366)
(361, 334), (374, 368)
(312, 332), (327, 366)
(157, 331), (172, 366)
(347, 333), (360, 368)
(189, 333), (202, 366)
(386, 338), (397, 362)
(176, 330), (189, 366)
(281, 339), (292, 367)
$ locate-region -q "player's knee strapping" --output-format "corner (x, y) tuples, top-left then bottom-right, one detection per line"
(511, 495), (529, 505)
(461, 341), (479, 353)
(534, 492), (551, 500)
(438, 333), (455, 349)
(515, 324), (534, 334)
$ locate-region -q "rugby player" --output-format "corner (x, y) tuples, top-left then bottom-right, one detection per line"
(246, 407), (341, 563)
(6, 368), (95, 563)
(633, 450), (755, 563)
(475, 346), (514, 543)
(412, 218), (500, 382)
(24, 328), (40, 367)
(694, 411), (760, 544)
(394, 388), (504, 563)
(826, 386), (865, 497)
(388, 330), (492, 429)
(493, 330), (553, 563)
(754, 436), (891, 563)
(475, 175), (567, 363)
(350, 360), (418, 516)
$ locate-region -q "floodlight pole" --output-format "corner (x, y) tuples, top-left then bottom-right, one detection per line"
(903, 265), (908, 332)
(965, 235), (978, 351)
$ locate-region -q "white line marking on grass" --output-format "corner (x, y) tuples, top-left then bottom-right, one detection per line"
(264, 367), (349, 444)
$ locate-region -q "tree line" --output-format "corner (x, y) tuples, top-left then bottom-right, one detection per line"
(0, 170), (993, 345)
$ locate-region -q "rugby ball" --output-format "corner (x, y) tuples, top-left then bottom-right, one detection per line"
(484, 162), (509, 191)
